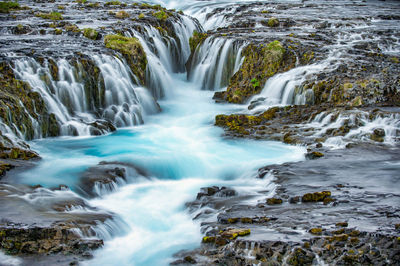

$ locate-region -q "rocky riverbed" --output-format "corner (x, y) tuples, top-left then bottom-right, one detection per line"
(0, 0), (399, 265)
(172, 144), (400, 265)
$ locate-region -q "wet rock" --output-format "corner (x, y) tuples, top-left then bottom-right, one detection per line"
(197, 186), (236, 199)
(370, 128), (385, 142)
(286, 248), (315, 265)
(289, 196), (300, 204)
(309, 228), (323, 235)
(79, 161), (146, 197)
(302, 191), (331, 202)
(267, 198), (283, 205)
(336, 222), (348, 228)
(305, 151), (324, 160)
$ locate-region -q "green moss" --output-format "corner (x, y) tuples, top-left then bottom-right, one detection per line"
(104, 1), (121, 6)
(189, 31), (208, 53)
(65, 24), (80, 33)
(0, 1), (20, 13)
(240, 217), (253, 223)
(238, 229), (250, 236)
(36, 12), (63, 21)
(202, 236), (215, 243)
(302, 191), (331, 202)
(104, 34), (141, 55)
(115, 10), (129, 19)
(83, 28), (98, 40)
(267, 198), (283, 205)
(227, 218), (238, 224)
(216, 40), (293, 103)
(267, 17), (279, 27)
(309, 228), (322, 235)
(152, 10), (169, 20)
(104, 34), (147, 83)
(54, 28), (62, 35)
(138, 13), (145, 19)
(250, 78), (260, 89)
(390, 57), (399, 64)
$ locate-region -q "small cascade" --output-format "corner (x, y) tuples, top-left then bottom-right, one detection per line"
(248, 63), (329, 113)
(128, 16), (199, 98)
(306, 110), (400, 147)
(188, 37), (246, 91)
(12, 54), (158, 138)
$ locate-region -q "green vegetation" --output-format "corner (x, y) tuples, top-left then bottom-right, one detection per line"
(83, 28), (98, 40)
(215, 40), (292, 103)
(250, 78), (260, 89)
(152, 10), (168, 20)
(104, 34), (147, 83)
(104, 35), (141, 55)
(64, 24), (81, 33)
(267, 17), (279, 27)
(0, 1), (20, 13)
(189, 31), (208, 53)
(36, 12), (63, 21)
(104, 1), (122, 6)
(115, 10), (129, 19)
(138, 13), (145, 19)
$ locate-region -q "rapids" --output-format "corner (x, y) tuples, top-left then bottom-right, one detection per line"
(17, 73), (304, 265)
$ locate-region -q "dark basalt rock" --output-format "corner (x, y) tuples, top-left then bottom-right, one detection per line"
(78, 161), (148, 198)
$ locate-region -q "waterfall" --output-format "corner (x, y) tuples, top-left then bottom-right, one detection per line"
(12, 54), (158, 138)
(188, 37), (246, 91)
(128, 16), (199, 98)
(247, 62), (330, 113)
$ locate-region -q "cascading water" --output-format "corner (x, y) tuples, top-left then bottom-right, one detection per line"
(188, 37), (246, 91)
(9, 6), (306, 264)
(247, 62), (330, 113)
(128, 16), (200, 98)
(12, 54), (158, 138)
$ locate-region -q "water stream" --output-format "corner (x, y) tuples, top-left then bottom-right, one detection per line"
(8, 0), (310, 265)
(19, 72), (304, 265)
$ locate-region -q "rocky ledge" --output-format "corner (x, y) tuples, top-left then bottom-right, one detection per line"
(173, 144), (400, 265)
(0, 182), (122, 264)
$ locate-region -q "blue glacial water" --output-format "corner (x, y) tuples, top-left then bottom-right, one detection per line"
(17, 73), (305, 265)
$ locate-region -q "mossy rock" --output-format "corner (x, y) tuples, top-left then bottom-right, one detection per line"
(287, 248), (314, 266)
(115, 10), (130, 19)
(202, 236), (215, 243)
(215, 40), (296, 103)
(305, 151), (324, 160)
(0, 62), (56, 139)
(302, 191), (331, 202)
(152, 10), (169, 20)
(336, 222), (348, 228)
(104, 1), (124, 6)
(83, 28), (99, 40)
(0, 162), (14, 176)
(266, 198), (283, 205)
(9, 148), (39, 160)
(309, 228), (323, 235)
(267, 17), (279, 27)
(36, 12), (63, 21)
(0, 1), (20, 13)
(189, 31), (208, 53)
(104, 35), (147, 83)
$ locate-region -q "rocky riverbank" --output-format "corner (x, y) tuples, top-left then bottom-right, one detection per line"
(173, 144), (400, 265)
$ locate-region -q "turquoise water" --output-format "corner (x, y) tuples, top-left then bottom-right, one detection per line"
(20, 74), (305, 265)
